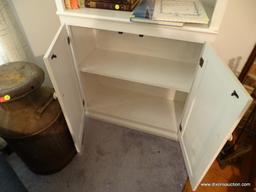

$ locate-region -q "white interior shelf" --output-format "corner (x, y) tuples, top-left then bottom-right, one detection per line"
(80, 48), (196, 92)
(86, 83), (179, 139)
(82, 74), (185, 139)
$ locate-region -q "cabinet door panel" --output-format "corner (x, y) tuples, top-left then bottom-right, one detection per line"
(44, 25), (84, 152)
(180, 44), (252, 190)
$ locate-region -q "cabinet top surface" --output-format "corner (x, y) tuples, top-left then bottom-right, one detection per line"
(58, 8), (218, 43)
(55, 0), (230, 43)
(58, 8), (213, 31)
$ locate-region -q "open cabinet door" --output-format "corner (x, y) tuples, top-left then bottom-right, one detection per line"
(44, 25), (85, 152)
(180, 44), (252, 190)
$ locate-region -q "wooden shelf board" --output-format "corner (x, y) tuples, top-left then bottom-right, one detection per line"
(85, 85), (179, 138)
(80, 48), (196, 92)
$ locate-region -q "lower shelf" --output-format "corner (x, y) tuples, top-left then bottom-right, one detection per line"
(86, 110), (178, 140)
(84, 76), (184, 140)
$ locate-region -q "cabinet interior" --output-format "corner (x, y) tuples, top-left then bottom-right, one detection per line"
(81, 73), (187, 139)
(71, 26), (203, 139)
(72, 26), (203, 92)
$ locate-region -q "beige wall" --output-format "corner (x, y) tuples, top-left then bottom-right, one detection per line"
(213, 0), (256, 72)
(10, 0), (60, 57)
(10, 0), (60, 86)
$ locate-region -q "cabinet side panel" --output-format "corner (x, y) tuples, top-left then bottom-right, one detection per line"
(208, 0), (229, 31)
(55, 0), (65, 12)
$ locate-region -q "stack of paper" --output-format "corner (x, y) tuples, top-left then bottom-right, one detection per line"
(153, 0), (209, 24)
(131, 0), (209, 26)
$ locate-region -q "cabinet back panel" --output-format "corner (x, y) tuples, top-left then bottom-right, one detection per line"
(95, 30), (202, 63)
(82, 73), (176, 101)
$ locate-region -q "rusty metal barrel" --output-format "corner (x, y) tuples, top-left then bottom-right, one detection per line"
(0, 62), (76, 174)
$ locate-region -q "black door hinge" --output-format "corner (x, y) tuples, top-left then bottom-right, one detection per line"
(231, 90), (239, 99)
(82, 99), (85, 107)
(199, 57), (204, 68)
(51, 54), (57, 60)
(67, 36), (71, 45)
(179, 124), (182, 132)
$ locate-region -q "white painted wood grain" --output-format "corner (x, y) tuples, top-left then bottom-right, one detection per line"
(44, 25), (85, 152)
(179, 44), (252, 190)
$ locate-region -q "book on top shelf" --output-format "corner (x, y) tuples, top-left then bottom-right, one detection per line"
(85, 0), (139, 11)
(64, 0), (71, 9)
(65, 0), (85, 9)
(79, 0), (85, 7)
(130, 0), (184, 26)
(70, 0), (80, 9)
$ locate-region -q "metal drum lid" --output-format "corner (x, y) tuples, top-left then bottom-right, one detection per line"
(0, 62), (44, 102)
(0, 87), (62, 138)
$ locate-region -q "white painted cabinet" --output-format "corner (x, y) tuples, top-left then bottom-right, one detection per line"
(44, 25), (85, 152)
(179, 45), (252, 189)
(44, 0), (252, 190)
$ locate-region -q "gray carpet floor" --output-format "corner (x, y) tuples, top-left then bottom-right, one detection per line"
(7, 118), (187, 192)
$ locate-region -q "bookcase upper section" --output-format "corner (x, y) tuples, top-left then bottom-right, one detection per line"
(54, 0), (228, 43)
